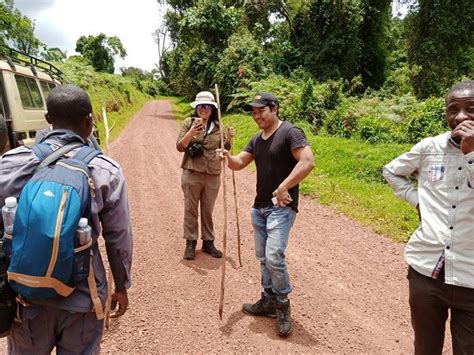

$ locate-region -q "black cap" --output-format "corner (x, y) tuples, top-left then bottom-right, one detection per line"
(243, 92), (279, 112)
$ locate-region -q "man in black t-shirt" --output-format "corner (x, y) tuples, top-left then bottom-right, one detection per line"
(218, 92), (314, 337)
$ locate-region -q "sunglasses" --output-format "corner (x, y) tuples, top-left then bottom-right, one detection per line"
(196, 104), (212, 110)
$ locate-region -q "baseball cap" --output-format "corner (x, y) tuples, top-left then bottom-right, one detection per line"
(243, 92), (279, 112)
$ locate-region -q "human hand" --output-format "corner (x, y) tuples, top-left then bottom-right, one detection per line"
(216, 148), (228, 160)
(272, 186), (293, 207)
(188, 119), (204, 137)
(452, 122), (474, 154)
(111, 290), (129, 318)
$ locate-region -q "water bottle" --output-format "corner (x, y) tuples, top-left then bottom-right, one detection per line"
(73, 218), (91, 284)
(2, 197), (17, 258)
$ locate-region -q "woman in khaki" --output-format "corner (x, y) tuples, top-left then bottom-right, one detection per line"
(176, 91), (233, 260)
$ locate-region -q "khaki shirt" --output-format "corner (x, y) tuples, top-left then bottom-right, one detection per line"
(176, 117), (230, 175)
(383, 132), (474, 289)
(0, 130), (133, 312)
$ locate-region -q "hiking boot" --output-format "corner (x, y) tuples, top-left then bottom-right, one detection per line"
(276, 299), (292, 337)
(201, 240), (223, 258)
(242, 293), (276, 318)
(184, 240), (197, 260)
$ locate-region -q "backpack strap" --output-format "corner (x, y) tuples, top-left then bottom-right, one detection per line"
(33, 142), (84, 171)
(87, 251), (104, 320)
(72, 146), (101, 164)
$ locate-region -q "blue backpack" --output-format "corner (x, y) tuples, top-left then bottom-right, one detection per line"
(7, 142), (100, 300)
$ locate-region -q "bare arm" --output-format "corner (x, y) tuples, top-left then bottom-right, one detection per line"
(273, 145), (315, 204)
(226, 150), (254, 170)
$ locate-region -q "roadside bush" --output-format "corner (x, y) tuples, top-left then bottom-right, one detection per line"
(323, 99), (357, 138)
(214, 28), (270, 109)
(355, 113), (397, 144)
(229, 74), (300, 112)
(403, 97), (446, 143)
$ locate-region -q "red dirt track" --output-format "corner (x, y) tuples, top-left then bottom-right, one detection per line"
(100, 100), (415, 353)
(2, 100), (453, 353)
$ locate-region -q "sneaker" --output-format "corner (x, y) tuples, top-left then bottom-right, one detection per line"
(184, 240), (197, 260)
(242, 293), (276, 318)
(201, 240), (223, 258)
(275, 299), (292, 337)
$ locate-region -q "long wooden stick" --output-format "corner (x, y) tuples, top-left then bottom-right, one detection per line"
(215, 84), (228, 320)
(102, 107), (113, 329)
(228, 118), (242, 267)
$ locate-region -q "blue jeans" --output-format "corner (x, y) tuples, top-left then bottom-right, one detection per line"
(251, 206), (296, 300)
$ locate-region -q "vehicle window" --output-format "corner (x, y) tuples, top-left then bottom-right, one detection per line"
(40, 81), (57, 98)
(15, 75), (44, 109)
(40, 81), (51, 97)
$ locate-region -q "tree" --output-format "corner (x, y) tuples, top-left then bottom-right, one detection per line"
(214, 28), (270, 108)
(75, 33), (127, 73)
(406, 0), (474, 98)
(358, 0), (391, 89)
(0, 0), (44, 55)
(41, 47), (67, 63)
(292, 0), (363, 82)
(160, 0), (242, 98)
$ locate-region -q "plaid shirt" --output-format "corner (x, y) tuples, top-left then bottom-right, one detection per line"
(384, 132), (474, 289)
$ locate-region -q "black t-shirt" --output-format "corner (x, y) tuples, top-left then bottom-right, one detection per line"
(243, 121), (309, 212)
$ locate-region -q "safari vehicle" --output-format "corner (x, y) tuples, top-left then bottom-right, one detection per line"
(0, 45), (62, 154)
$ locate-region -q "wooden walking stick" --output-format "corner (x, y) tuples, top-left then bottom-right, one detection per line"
(102, 107), (113, 329)
(215, 84), (228, 320)
(228, 117), (242, 267)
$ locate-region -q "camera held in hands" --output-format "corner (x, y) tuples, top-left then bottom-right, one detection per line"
(187, 142), (204, 158)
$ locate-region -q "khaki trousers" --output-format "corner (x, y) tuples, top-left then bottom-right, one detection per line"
(181, 169), (220, 241)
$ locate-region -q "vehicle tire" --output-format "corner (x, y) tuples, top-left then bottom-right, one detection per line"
(0, 114), (7, 152)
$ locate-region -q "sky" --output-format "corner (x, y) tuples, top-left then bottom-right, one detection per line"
(14, 0), (164, 73)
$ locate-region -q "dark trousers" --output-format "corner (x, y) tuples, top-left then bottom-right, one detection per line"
(408, 266), (474, 355)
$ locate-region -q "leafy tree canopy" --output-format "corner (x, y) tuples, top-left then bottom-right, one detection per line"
(0, 0), (44, 55)
(75, 33), (127, 73)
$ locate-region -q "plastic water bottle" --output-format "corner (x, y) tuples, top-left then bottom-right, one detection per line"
(2, 197), (17, 258)
(73, 218), (91, 283)
(76, 218), (92, 246)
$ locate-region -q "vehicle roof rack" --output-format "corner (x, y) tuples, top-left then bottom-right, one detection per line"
(0, 45), (63, 81)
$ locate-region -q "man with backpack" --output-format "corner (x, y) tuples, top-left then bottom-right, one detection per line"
(0, 84), (133, 354)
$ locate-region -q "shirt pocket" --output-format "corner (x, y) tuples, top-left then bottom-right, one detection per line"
(421, 154), (456, 187)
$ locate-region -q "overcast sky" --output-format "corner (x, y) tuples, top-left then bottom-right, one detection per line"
(14, 0), (163, 73)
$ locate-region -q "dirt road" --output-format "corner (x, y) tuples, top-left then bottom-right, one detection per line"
(99, 100), (418, 353)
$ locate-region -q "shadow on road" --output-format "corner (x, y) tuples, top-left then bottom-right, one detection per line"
(220, 310), (319, 347)
(179, 254), (237, 275)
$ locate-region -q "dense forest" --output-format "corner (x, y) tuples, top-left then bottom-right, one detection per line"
(2, 0), (474, 145)
(156, 0), (474, 144)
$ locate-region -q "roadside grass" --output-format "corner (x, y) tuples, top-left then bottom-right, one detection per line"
(168, 100), (418, 242)
(101, 95), (150, 144)
(165, 96), (194, 122)
(225, 114), (418, 243)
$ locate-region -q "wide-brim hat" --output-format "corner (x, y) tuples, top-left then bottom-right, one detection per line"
(243, 92), (278, 111)
(190, 91), (218, 108)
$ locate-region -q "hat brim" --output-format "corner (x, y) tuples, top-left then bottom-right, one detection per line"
(191, 101), (218, 109)
(243, 102), (267, 112)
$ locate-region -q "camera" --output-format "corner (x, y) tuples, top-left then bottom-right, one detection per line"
(187, 142), (204, 158)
